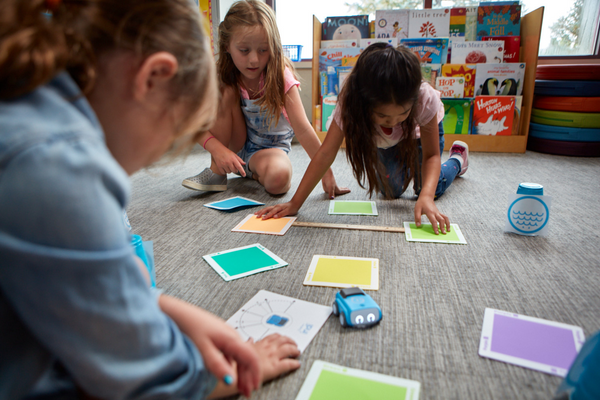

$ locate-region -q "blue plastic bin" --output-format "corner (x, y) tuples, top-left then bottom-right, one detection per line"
(283, 45), (303, 62)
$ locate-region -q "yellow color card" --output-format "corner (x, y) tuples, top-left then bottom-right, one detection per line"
(303, 255), (379, 290)
(232, 214), (297, 236)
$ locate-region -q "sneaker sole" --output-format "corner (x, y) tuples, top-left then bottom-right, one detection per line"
(452, 140), (469, 176)
(182, 180), (227, 191)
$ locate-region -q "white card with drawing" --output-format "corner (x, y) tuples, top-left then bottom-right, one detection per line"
(504, 194), (551, 236)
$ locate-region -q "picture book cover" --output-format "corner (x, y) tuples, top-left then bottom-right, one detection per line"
(361, 37), (398, 48)
(436, 76), (465, 98)
(450, 7), (466, 37)
(400, 38), (449, 64)
(450, 40), (504, 64)
(320, 39), (360, 49)
(322, 95), (337, 132)
(474, 63), (526, 96)
(442, 98), (473, 134)
(375, 9), (409, 39)
(473, 95), (515, 136)
(421, 64), (442, 87)
(441, 64), (477, 97)
(482, 35), (521, 62)
(318, 47), (363, 73)
(476, 4), (521, 38)
(408, 8), (451, 38)
(322, 15), (370, 41)
(465, 6), (478, 41)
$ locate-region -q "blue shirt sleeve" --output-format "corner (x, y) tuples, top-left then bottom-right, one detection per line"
(0, 120), (216, 398)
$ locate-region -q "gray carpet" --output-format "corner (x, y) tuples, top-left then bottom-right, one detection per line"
(128, 142), (600, 400)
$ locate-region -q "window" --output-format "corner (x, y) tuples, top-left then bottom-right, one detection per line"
(273, 0), (600, 59)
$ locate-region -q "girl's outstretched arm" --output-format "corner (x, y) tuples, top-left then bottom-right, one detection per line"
(284, 86), (350, 199)
(414, 117), (450, 234)
(255, 119), (345, 219)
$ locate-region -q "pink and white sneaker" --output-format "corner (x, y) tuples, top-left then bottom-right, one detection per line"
(449, 140), (469, 176)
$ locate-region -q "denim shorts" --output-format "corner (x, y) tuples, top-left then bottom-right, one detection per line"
(237, 131), (294, 165)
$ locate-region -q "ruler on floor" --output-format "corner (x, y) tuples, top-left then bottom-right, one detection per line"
(292, 221), (405, 233)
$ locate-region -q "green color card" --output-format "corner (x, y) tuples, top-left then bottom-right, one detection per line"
(329, 200), (378, 216)
(203, 243), (288, 281)
(295, 361), (420, 400)
(404, 222), (467, 244)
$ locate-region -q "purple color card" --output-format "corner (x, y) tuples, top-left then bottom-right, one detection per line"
(479, 308), (585, 377)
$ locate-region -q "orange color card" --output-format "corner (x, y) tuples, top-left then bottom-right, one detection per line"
(232, 214), (297, 236)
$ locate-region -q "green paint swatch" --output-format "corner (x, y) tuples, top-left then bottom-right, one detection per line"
(309, 370), (407, 400)
(212, 246), (279, 276)
(408, 223), (461, 242)
(332, 201), (374, 215)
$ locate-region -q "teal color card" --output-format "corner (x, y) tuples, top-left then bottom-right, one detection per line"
(204, 196), (264, 211)
(203, 243), (288, 281)
(328, 200), (378, 216)
(295, 361), (420, 400)
(404, 222), (467, 244)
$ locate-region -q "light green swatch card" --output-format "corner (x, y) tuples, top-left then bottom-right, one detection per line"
(295, 361), (420, 400)
(203, 243), (288, 281)
(404, 222), (467, 244)
(328, 200), (378, 216)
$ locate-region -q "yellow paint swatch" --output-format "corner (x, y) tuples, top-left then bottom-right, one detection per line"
(232, 214), (296, 235)
(304, 255), (379, 290)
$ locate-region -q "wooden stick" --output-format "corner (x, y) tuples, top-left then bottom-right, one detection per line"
(292, 221), (405, 233)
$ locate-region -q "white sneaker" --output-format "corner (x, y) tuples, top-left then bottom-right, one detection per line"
(449, 140), (469, 176)
(182, 168), (227, 191)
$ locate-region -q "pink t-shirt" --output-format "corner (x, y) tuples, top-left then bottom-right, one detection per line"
(333, 82), (444, 149)
(239, 67), (300, 124)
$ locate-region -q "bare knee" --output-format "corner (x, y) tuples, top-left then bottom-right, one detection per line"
(262, 168), (291, 195)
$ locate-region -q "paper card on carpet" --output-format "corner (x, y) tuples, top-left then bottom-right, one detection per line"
(226, 290), (331, 353)
(295, 360), (421, 400)
(478, 308), (585, 377)
(328, 200), (378, 215)
(232, 214), (296, 235)
(204, 196), (264, 211)
(203, 243), (288, 281)
(403, 222), (467, 244)
(303, 255), (379, 290)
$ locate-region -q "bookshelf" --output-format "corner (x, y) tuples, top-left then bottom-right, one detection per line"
(311, 7), (544, 153)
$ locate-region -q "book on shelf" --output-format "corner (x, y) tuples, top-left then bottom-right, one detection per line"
(450, 8), (466, 37)
(321, 95), (337, 132)
(441, 64), (477, 98)
(476, 3), (521, 38)
(442, 98), (473, 134)
(400, 38), (449, 64)
(361, 38), (398, 48)
(436, 77), (465, 98)
(472, 95), (515, 136)
(421, 64), (442, 87)
(481, 36), (520, 62)
(450, 40), (504, 64)
(474, 63), (526, 96)
(322, 15), (370, 40)
(320, 40), (360, 49)
(374, 9), (409, 39)
(408, 8), (451, 38)
(465, 6), (478, 41)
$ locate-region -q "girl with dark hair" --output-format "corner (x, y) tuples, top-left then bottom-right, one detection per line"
(0, 0), (299, 398)
(257, 43), (469, 234)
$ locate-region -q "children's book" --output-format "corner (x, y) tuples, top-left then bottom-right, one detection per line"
(374, 9), (409, 39)
(474, 63), (526, 96)
(473, 95), (516, 136)
(321, 95), (337, 132)
(450, 40), (504, 64)
(482, 35), (521, 62)
(361, 37), (398, 48)
(450, 7), (466, 37)
(408, 8), (451, 38)
(479, 308), (585, 377)
(318, 47), (363, 95)
(322, 15), (370, 40)
(465, 6), (478, 41)
(436, 76), (465, 98)
(476, 4), (521, 38)
(442, 98), (473, 134)
(421, 64), (442, 87)
(295, 361), (421, 400)
(400, 38), (449, 64)
(320, 39), (360, 49)
(441, 64), (477, 98)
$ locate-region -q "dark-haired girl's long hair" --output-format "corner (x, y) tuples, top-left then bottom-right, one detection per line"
(339, 43), (423, 198)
